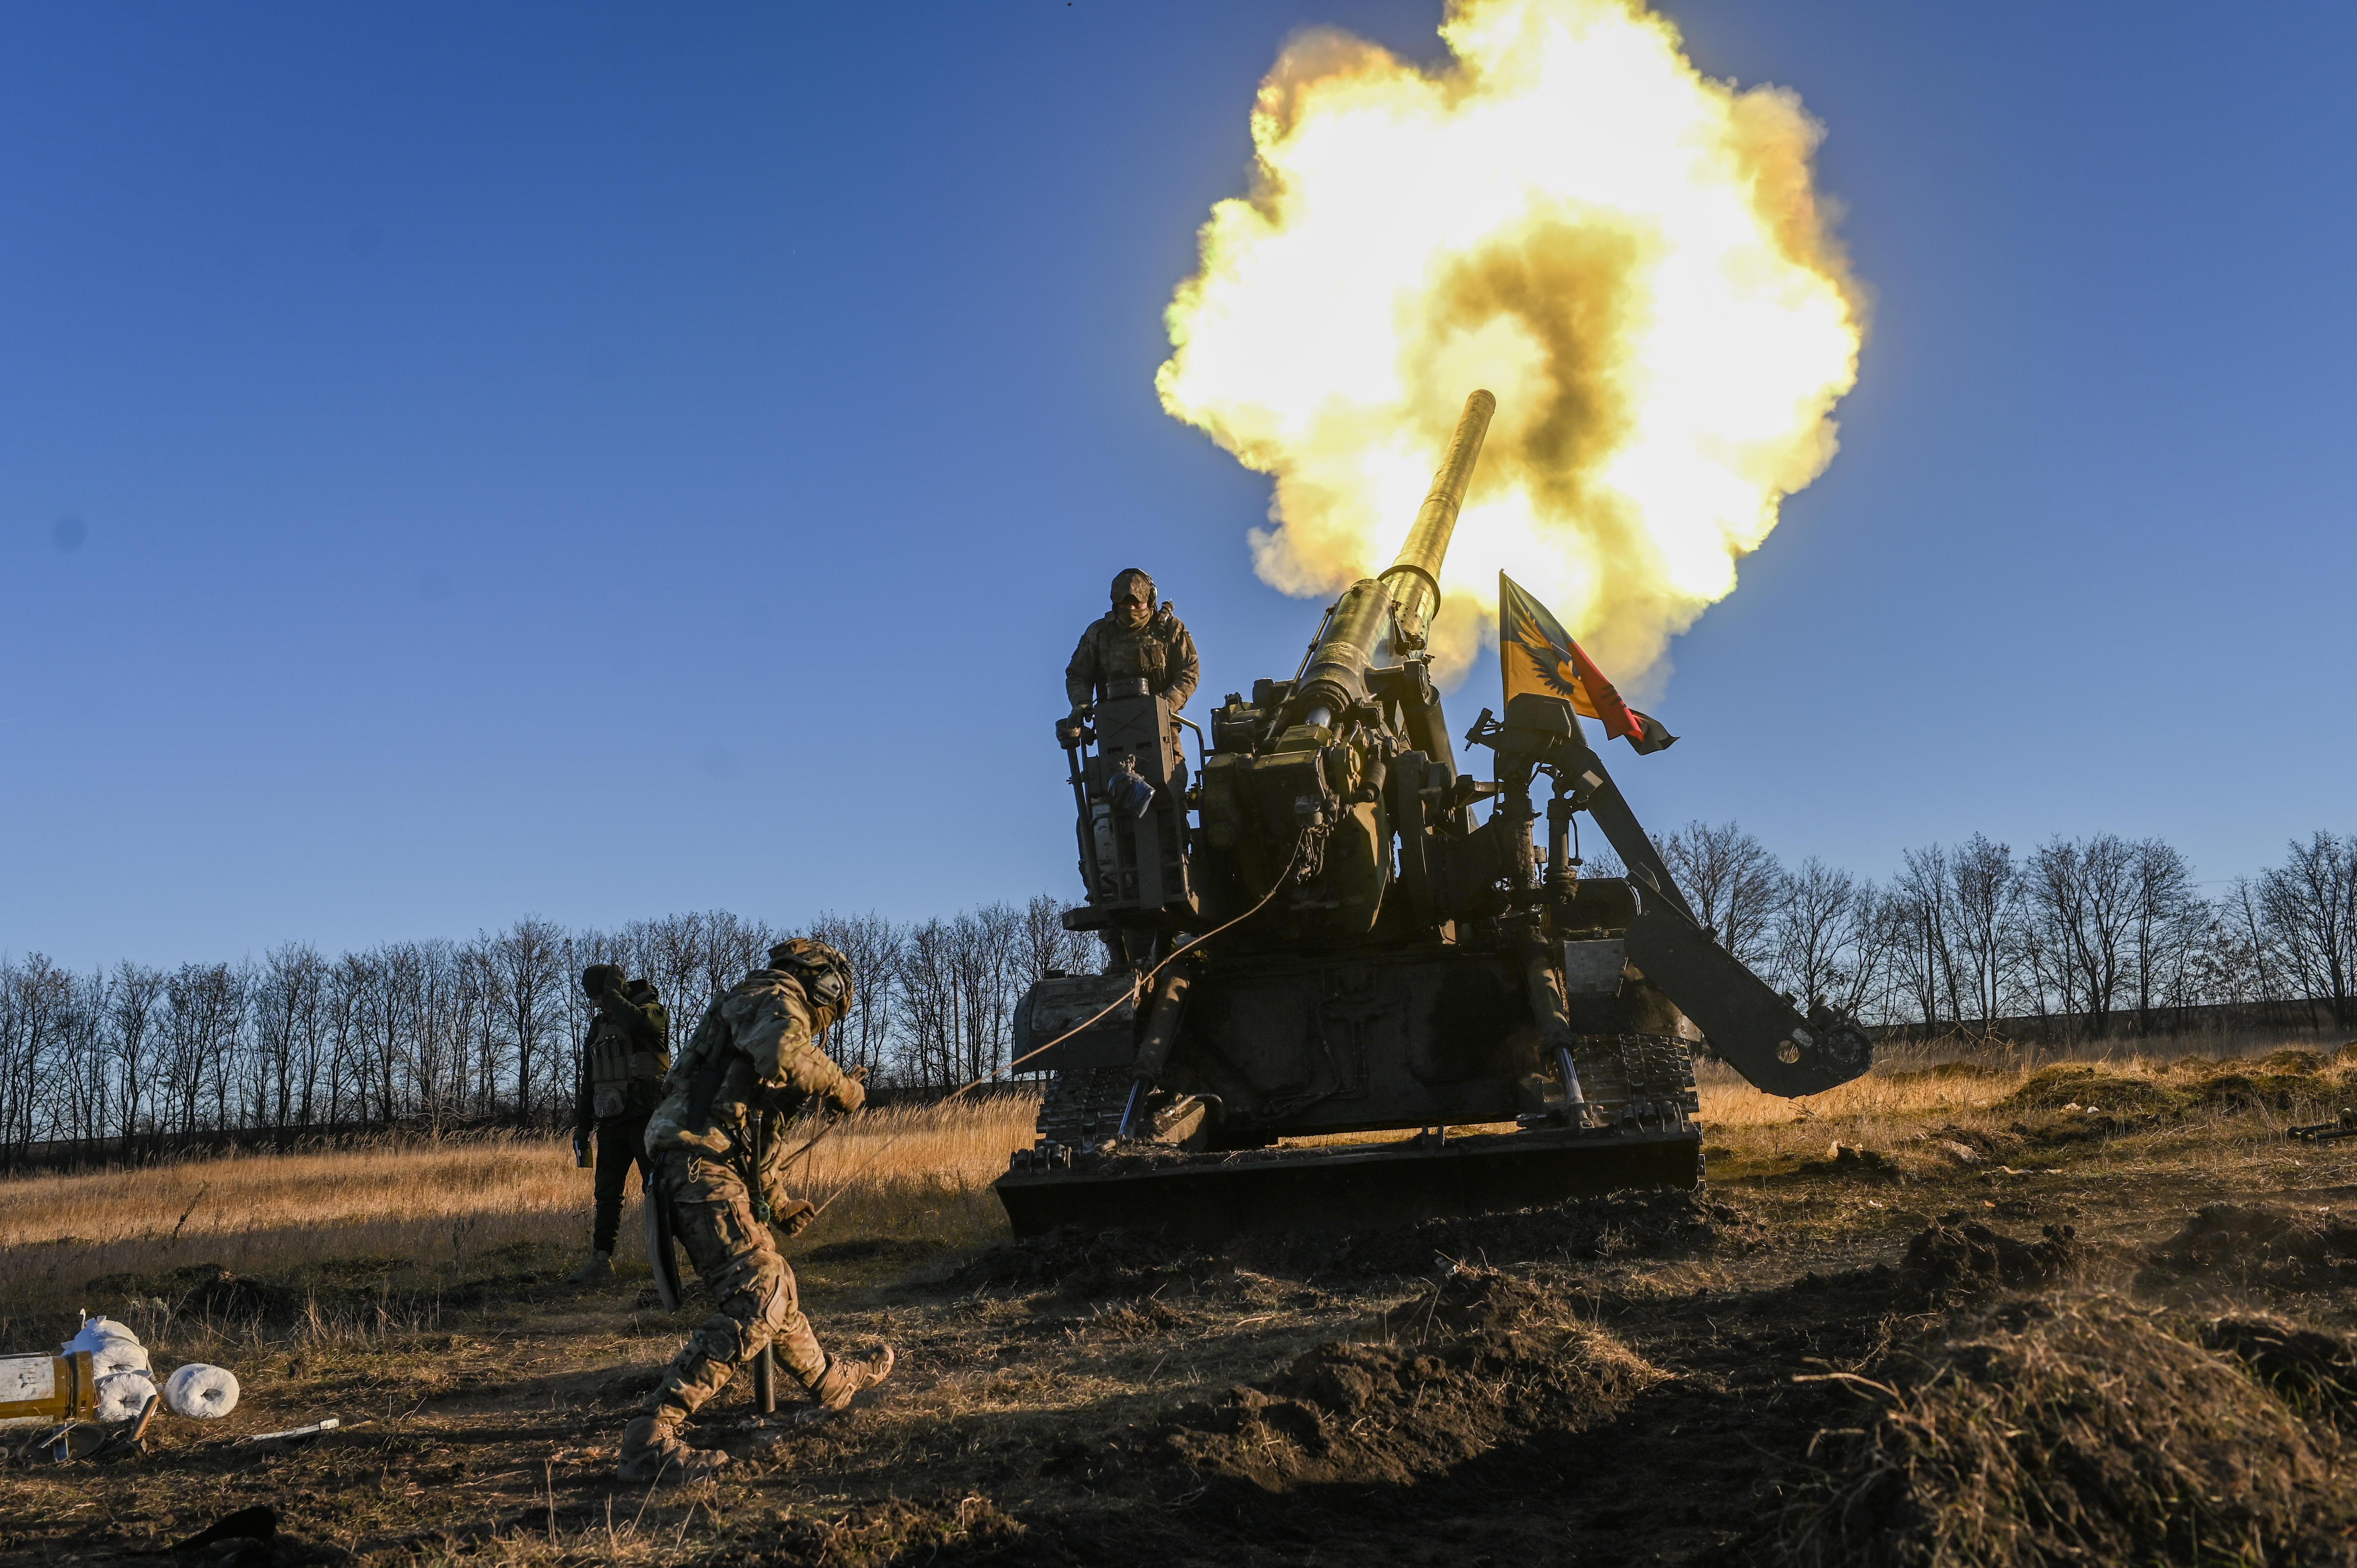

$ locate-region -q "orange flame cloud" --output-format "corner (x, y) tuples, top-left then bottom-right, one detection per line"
(1159, 0), (1867, 690)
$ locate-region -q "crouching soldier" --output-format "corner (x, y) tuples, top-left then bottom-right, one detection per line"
(570, 966), (670, 1283)
(617, 938), (894, 1482)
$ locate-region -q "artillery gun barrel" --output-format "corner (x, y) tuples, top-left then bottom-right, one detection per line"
(1377, 388), (1496, 635)
(1299, 389), (1495, 730)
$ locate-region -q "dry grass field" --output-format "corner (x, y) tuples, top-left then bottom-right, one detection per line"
(7, 1034), (2357, 1566)
(0, 1099), (1041, 1323)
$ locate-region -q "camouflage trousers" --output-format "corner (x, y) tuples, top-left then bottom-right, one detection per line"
(642, 1151), (826, 1425)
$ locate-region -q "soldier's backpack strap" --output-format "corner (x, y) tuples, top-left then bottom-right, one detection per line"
(682, 1053), (753, 1139)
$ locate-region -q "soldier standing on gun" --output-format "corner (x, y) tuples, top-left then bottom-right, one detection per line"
(1066, 567), (1200, 968)
(569, 965), (671, 1284)
(617, 937), (893, 1483)
(1065, 567), (1200, 747)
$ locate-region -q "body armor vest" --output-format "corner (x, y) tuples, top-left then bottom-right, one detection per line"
(587, 1014), (666, 1121)
(1101, 627), (1169, 686)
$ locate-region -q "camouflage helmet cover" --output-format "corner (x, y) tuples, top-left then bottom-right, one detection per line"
(768, 937), (856, 1022)
(581, 963), (625, 998)
(1109, 568), (1155, 609)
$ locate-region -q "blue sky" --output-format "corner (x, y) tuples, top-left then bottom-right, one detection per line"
(5, 1), (2352, 970)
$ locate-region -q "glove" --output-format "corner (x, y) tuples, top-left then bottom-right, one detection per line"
(572, 1132), (591, 1169)
(830, 1068), (867, 1115)
(771, 1198), (817, 1237)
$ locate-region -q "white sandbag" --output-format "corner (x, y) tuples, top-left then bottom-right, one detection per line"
(63, 1313), (142, 1355)
(96, 1371), (157, 1423)
(90, 1340), (151, 1377)
(63, 1314), (150, 1376)
(163, 1363), (239, 1419)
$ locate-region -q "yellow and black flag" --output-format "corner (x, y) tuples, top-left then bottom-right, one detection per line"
(1499, 572), (1678, 755)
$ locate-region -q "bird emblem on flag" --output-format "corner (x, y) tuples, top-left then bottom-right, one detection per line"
(1498, 572), (1678, 755)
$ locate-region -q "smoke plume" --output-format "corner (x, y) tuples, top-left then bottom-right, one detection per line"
(1158, 0), (1866, 689)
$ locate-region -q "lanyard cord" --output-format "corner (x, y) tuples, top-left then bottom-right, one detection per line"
(806, 829), (1315, 1218)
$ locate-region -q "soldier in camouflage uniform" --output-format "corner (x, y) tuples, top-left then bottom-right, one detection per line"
(1067, 567), (1201, 968)
(568, 966), (671, 1284)
(1065, 566), (1200, 724)
(617, 938), (893, 1483)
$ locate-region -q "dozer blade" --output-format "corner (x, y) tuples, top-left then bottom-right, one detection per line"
(995, 1124), (1700, 1241)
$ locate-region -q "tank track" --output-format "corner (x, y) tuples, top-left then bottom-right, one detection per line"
(1033, 1065), (1135, 1150)
(1568, 1032), (1699, 1128)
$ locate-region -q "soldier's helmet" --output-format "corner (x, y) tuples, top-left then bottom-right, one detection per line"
(1109, 568), (1155, 610)
(768, 938), (857, 1023)
(581, 963), (625, 998)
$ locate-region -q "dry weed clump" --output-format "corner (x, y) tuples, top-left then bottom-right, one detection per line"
(1787, 1296), (2335, 1568)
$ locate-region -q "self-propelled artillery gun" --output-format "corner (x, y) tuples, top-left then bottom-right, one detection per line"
(998, 390), (1871, 1238)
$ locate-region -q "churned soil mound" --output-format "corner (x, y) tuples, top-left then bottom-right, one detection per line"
(2003, 1064), (2182, 1117)
(1899, 1215), (2079, 1301)
(942, 1190), (1750, 1296)
(2181, 1070), (2328, 1113)
(2203, 1313), (2357, 1426)
(941, 1225), (1223, 1298)
(1785, 1296), (2337, 1568)
(1144, 1262), (1663, 1493)
(1298, 1187), (1755, 1278)
(2135, 1203), (2357, 1299)
(84, 1262), (306, 1326)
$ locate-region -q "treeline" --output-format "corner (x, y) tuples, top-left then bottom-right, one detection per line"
(3, 827), (2352, 1164)
(0, 900), (1096, 1167)
(1649, 826), (2356, 1042)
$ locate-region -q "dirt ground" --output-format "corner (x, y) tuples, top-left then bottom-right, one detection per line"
(9, 1044), (2357, 1566)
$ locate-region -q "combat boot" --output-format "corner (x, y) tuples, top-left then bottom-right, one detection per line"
(616, 1415), (730, 1483)
(569, 1250), (613, 1284)
(811, 1345), (896, 1411)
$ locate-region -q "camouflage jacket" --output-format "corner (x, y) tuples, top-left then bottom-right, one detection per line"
(572, 982), (671, 1128)
(1065, 606), (1199, 712)
(645, 968), (857, 1164)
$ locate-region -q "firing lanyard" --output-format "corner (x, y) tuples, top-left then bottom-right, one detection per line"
(807, 827), (1317, 1219)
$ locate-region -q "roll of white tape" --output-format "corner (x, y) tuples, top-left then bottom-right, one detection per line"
(163, 1363), (240, 1419)
(96, 1371), (158, 1423)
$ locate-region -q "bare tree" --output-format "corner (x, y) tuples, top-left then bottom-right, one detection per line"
(894, 918), (960, 1089)
(1018, 893), (1099, 982)
(108, 962), (166, 1141)
(252, 943), (325, 1128)
(2261, 831), (2357, 1027)
(491, 918), (568, 1123)
(1662, 821), (1786, 965)
(162, 962), (243, 1134)
(324, 953), (372, 1126)
(0, 956), (79, 1165)
(808, 911), (905, 1081)
(950, 903), (1025, 1084)
(2027, 835), (2137, 1038)
(1771, 858), (1857, 1012)
(2126, 838), (2201, 1032)
(696, 911), (782, 1015)
(1893, 845), (1956, 1032)
(1947, 834), (2019, 1034)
